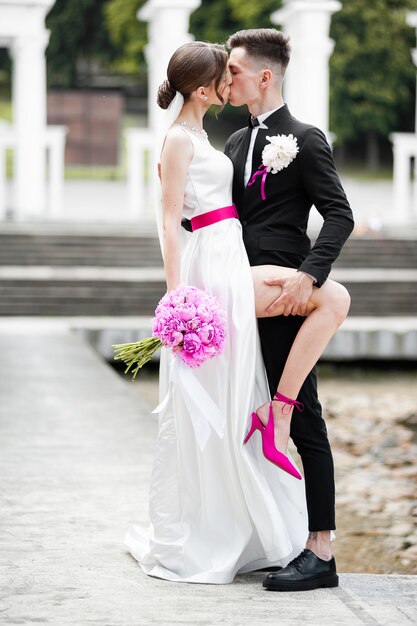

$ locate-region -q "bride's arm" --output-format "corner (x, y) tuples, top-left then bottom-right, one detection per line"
(160, 128), (193, 291)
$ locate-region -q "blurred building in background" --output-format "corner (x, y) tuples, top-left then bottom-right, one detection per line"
(47, 91), (123, 165)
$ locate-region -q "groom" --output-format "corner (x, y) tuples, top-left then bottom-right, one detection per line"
(225, 29), (354, 591)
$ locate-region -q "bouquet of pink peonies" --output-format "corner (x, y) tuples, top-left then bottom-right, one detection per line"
(113, 284), (227, 379)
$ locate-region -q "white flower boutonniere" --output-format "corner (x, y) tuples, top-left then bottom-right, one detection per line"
(262, 133), (299, 173)
(248, 133), (299, 200)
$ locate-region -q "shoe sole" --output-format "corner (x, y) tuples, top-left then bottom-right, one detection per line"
(263, 574), (339, 592)
(254, 566), (283, 573)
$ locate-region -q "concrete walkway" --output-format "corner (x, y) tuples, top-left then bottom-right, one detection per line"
(0, 331), (416, 626)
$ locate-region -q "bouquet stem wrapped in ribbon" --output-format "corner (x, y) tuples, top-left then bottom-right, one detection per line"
(113, 284), (227, 449)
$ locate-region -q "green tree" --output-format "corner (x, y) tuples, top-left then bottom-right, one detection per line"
(46, 0), (117, 87)
(103, 0), (148, 76)
(7, 0), (285, 94)
(103, 0), (282, 75)
(190, 0), (281, 44)
(330, 0), (416, 170)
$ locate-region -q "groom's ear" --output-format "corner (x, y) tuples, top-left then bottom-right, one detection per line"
(259, 69), (273, 88)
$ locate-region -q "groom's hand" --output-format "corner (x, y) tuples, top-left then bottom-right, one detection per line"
(264, 272), (314, 316)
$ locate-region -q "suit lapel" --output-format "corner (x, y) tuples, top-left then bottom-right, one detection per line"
(250, 104), (293, 177)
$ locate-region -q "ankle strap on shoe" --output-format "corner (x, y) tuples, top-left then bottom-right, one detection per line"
(273, 392), (304, 414)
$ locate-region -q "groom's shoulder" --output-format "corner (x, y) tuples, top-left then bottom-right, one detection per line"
(288, 114), (328, 147)
(224, 127), (247, 149)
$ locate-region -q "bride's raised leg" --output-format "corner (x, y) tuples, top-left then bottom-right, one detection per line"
(251, 265), (350, 457)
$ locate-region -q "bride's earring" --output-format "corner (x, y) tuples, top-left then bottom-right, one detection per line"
(204, 95), (208, 101)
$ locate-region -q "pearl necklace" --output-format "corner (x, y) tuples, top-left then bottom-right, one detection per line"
(177, 120), (208, 137)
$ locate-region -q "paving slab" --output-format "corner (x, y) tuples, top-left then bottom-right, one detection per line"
(0, 331), (415, 626)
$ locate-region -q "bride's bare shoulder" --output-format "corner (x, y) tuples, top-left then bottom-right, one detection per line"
(162, 125), (193, 159)
(165, 124), (193, 145)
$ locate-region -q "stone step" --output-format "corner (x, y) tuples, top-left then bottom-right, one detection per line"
(0, 281), (164, 316)
(0, 233), (163, 267)
(0, 232), (415, 269)
(0, 231), (415, 318)
(0, 274), (415, 316)
(335, 238), (417, 268)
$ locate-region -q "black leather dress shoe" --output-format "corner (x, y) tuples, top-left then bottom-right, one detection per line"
(262, 549), (338, 591)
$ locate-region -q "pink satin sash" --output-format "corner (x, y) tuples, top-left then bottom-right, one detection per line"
(190, 204), (238, 232)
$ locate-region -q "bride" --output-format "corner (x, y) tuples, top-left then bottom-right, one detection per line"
(125, 41), (348, 583)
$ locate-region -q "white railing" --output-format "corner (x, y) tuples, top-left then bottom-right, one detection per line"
(390, 132), (417, 222)
(125, 127), (156, 220)
(0, 121), (67, 220)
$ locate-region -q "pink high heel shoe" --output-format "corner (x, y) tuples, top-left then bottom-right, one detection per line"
(243, 412), (264, 444)
(243, 393), (304, 480)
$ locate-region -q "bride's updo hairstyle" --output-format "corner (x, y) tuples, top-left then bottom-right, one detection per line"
(157, 42), (228, 109)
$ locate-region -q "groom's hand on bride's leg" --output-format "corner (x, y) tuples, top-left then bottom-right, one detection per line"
(264, 273), (314, 317)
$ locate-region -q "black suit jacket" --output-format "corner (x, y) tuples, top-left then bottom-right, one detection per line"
(224, 105), (354, 286)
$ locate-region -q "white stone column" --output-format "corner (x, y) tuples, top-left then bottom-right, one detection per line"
(46, 125), (67, 219)
(125, 128), (154, 220)
(272, 0), (341, 136)
(138, 0), (201, 131)
(11, 30), (50, 218)
(127, 0), (200, 220)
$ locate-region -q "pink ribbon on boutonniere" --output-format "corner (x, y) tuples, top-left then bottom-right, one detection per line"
(247, 165), (268, 200)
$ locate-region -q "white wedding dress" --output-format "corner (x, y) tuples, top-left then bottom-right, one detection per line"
(125, 124), (308, 584)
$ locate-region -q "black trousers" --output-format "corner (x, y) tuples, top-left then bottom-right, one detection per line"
(258, 307), (336, 532)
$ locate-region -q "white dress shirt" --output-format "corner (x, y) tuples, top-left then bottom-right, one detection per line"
(244, 104), (285, 186)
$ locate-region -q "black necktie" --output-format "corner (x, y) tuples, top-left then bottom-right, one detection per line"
(248, 115), (260, 129)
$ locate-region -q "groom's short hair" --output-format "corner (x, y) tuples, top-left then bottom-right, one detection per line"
(227, 28), (291, 74)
